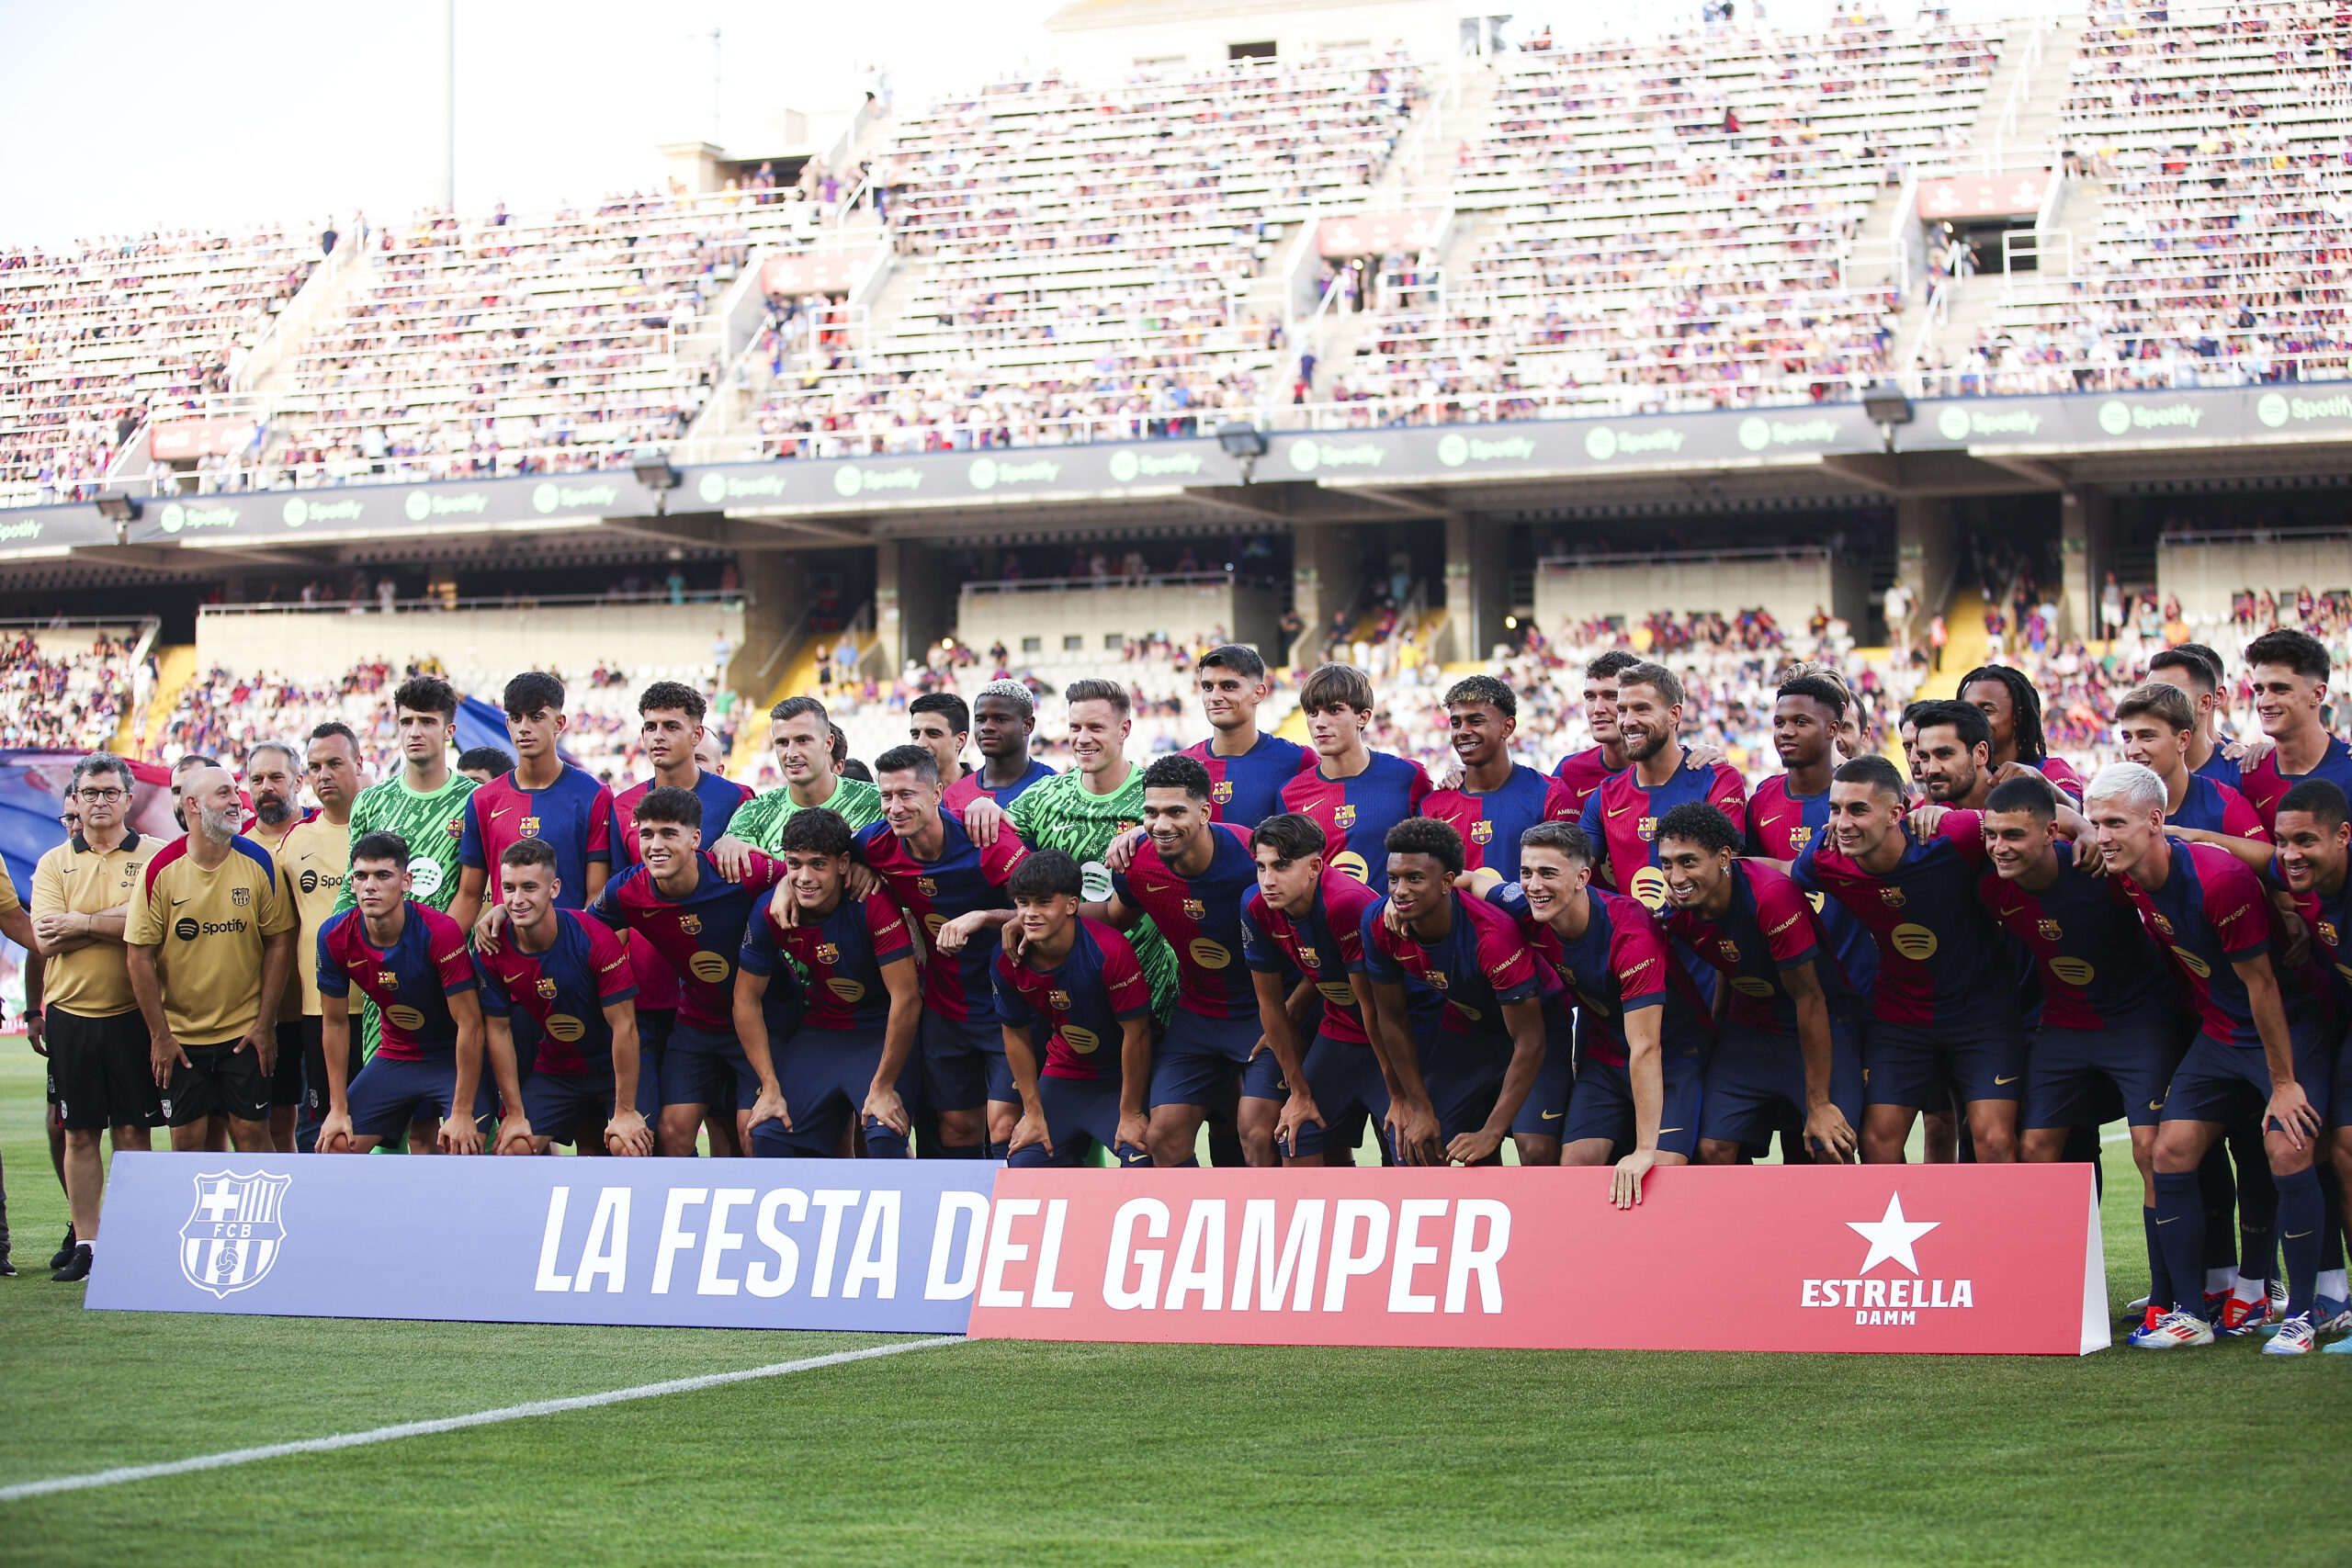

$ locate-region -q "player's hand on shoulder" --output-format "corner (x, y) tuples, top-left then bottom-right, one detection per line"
(1611, 1147), (1658, 1209)
(1903, 802), (1949, 840)
(1103, 826), (1146, 873)
(1681, 741), (1724, 773)
(1429, 757), (1464, 792)
(708, 834), (756, 882)
(2223, 736), (2272, 768)
(844, 862), (878, 900)
(470, 906), (505, 954)
(962, 796), (1008, 845)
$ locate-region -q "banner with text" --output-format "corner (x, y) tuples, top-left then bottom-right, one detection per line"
(966, 1166), (2108, 1356)
(85, 1153), (996, 1332)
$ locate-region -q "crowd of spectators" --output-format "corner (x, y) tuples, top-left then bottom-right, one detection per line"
(0, 629), (149, 752)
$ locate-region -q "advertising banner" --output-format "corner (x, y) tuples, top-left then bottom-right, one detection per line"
(965, 1165), (2109, 1356)
(1316, 209), (1450, 256)
(85, 1152), (997, 1333)
(1919, 170), (2052, 220)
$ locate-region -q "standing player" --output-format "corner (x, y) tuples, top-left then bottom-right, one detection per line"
(243, 740), (310, 1151)
(1280, 663), (1431, 892)
(1363, 818), (1554, 1167)
(996, 850), (1156, 1168)
(125, 766), (296, 1158)
(1501, 821), (1713, 1204)
(1087, 754), (1271, 1166)
(943, 680), (1054, 811)
(1976, 775), (2184, 1319)
(1654, 802), (1860, 1164)
(28, 753), (148, 1283)
(2148, 644), (2243, 787)
(1423, 675), (1577, 883)
(729, 696), (883, 850)
(474, 838), (650, 1156)
(1182, 644), (1310, 829)
(273, 723), (360, 1152)
(453, 671), (615, 935)
(1240, 813), (1386, 1166)
(2237, 628), (2352, 830)
(1793, 755), (2025, 1164)
(609, 680), (754, 1136)
(1553, 650), (1645, 813)
(1577, 661), (1747, 913)
(909, 692), (975, 785)
(858, 745), (1028, 1159)
(2270, 778), (2352, 1351)
(2113, 681), (2271, 870)
(315, 831), (518, 1156)
(1747, 673), (1879, 1005)
(735, 807), (922, 1158)
(2090, 762), (2339, 1354)
(1958, 663), (2085, 801)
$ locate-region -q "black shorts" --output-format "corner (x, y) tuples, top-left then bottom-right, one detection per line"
(271, 1021), (305, 1108)
(49, 1007), (164, 1133)
(163, 1040), (271, 1127)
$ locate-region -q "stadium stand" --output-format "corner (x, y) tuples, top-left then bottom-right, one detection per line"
(0, 625), (153, 751)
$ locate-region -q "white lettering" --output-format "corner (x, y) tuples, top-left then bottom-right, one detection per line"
(924, 1192), (989, 1300)
(1233, 1198), (1324, 1311)
(1801, 1279), (1821, 1307)
(1614, 428), (1685, 454)
(1163, 1200), (1227, 1311)
(1930, 1278), (1948, 1308)
(650, 1188), (707, 1294)
(1388, 1199), (1446, 1314)
(978, 1198), (1040, 1308)
(1135, 451), (1204, 477)
(1105, 1198), (1170, 1310)
(534, 1186), (572, 1292)
(1032, 1198), (1074, 1309)
(573, 1187), (630, 1293)
(1444, 1200), (1510, 1314)
(842, 1190), (900, 1299)
(2132, 403), (2204, 429)
(696, 1188), (752, 1297)
(808, 1189), (860, 1299)
(1323, 1200), (1391, 1312)
(1862, 1279), (1886, 1309)
(1952, 1279), (1973, 1307)
(747, 1188), (807, 1298)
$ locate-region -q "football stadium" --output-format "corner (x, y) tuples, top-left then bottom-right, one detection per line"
(4, 0), (2352, 1558)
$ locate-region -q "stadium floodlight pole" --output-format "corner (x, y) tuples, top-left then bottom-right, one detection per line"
(1861, 382), (1913, 455)
(1217, 421), (1270, 485)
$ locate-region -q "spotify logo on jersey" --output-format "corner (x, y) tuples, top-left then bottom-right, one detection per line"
(2049, 958), (2095, 987)
(1731, 976), (1778, 998)
(174, 917), (200, 942)
(546, 1014), (587, 1043)
(387, 1006), (426, 1031)
(1890, 923), (1939, 961)
(1061, 1025), (1101, 1054)
(826, 978), (866, 1002)
(689, 951), (731, 984)
(1188, 939), (1231, 969)
(1630, 867), (1670, 908)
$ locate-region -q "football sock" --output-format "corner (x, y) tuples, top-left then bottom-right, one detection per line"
(2153, 1169), (2207, 1316)
(2143, 1208), (2171, 1310)
(2197, 1143), (2235, 1271)
(2320, 1269), (2349, 1305)
(2276, 1165), (2324, 1317)
(2231, 1121), (2277, 1282)
(2318, 1165), (2345, 1280)
(2231, 1271), (2266, 1304)
(985, 1139), (1011, 1161)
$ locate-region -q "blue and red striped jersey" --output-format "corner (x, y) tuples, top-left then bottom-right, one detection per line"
(473, 909), (637, 1075)
(1113, 823), (1259, 1020)
(992, 918), (1153, 1081)
(316, 902), (479, 1062)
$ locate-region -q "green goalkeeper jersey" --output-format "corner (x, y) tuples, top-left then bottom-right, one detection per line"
(729, 775), (883, 851)
(1009, 762), (1176, 1017)
(335, 770), (478, 913)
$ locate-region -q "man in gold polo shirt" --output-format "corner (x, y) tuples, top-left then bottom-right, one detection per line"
(275, 722), (361, 1152)
(29, 753), (153, 1283)
(125, 766), (296, 1165)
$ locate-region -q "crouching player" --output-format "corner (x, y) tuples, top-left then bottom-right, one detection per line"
(316, 831), (522, 1154)
(1240, 812), (1385, 1166)
(735, 808), (921, 1159)
(1363, 818), (1555, 1167)
(997, 850), (1155, 1167)
(473, 838), (652, 1156)
(1654, 802), (1860, 1164)
(1501, 822), (1713, 1206)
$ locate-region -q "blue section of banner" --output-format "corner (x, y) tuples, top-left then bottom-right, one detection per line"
(453, 696), (517, 764)
(85, 1152), (994, 1332)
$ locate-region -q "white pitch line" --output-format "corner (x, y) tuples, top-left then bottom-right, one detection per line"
(0, 1334), (966, 1504)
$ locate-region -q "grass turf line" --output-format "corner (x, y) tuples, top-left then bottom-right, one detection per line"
(4, 1054), (2349, 1566)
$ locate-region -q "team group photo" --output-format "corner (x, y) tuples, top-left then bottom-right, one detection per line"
(3, 0), (2349, 1560)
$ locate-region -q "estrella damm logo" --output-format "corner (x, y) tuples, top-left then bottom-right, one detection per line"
(1630, 865), (1669, 909)
(688, 950), (731, 984)
(916, 876), (938, 897)
(825, 978), (865, 1002)
(1182, 898), (1205, 920)
(1807, 890), (1826, 914)
(1731, 976), (1777, 998)
(546, 1012), (587, 1043)
(386, 1005), (426, 1031)
(815, 942), (841, 965)
(1047, 989), (1071, 1011)
(1636, 816), (1657, 843)
(1211, 780), (1233, 804)
(1878, 886), (1907, 908)
(1061, 1024), (1101, 1055)
(2050, 957), (2095, 987)
(1189, 938), (1231, 970)
(678, 914), (703, 936)
(2171, 945), (2211, 978)
(376, 969), (399, 989)
(536, 976), (559, 1000)
(1890, 923), (1939, 961)
(1334, 804), (1357, 830)
(2037, 919), (2062, 942)
(1470, 818), (1494, 845)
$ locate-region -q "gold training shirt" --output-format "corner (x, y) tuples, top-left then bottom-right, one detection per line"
(125, 834), (296, 1043)
(29, 832), (149, 1018)
(274, 816), (351, 1016)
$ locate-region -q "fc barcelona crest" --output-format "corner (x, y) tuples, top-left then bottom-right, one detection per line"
(1470, 819), (1493, 844)
(180, 1170), (291, 1299)
(679, 914), (704, 935)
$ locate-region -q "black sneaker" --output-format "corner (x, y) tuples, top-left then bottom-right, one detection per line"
(51, 1243), (91, 1283)
(0, 1251), (16, 1278)
(49, 1225), (75, 1271)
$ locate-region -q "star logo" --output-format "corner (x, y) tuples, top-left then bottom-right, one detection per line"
(1847, 1192), (1939, 1276)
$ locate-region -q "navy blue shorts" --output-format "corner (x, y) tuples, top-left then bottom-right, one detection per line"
(2163, 1028), (2335, 1131)
(634, 1007), (673, 1121)
(1007, 1074), (1151, 1168)
(346, 1050), (493, 1138)
(522, 1069), (617, 1142)
(1508, 1010), (1576, 1138)
(1701, 1021), (1863, 1146)
(662, 1019), (756, 1111)
(1239, 1043), (1288, 1101)
(1149, 1009), (1261, 1111)
(1863, 1012), (2023, 1110)
(921, 1012), (1007, 1113)
(1285, 1031), (1392, 1158)
(1561, 1031), (1705, 1158)
(751, 1022), (918, 1159)
(1418, 1029), (1513, 1146)
(2027, 1012), (2182, 1131)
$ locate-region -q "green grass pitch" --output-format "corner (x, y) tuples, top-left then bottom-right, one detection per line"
(3, 1049), (2347, 1566)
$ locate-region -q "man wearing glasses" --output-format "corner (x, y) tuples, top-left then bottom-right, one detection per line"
(28, 754), (153, 1283)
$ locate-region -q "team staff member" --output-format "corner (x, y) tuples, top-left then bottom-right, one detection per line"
(125, 766), (297, 1161)
(275, 724), (361, 1153)
(31, 754), (152, 1282)
(243, 740), (311, 1152)
(909, 692), (975, 786)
